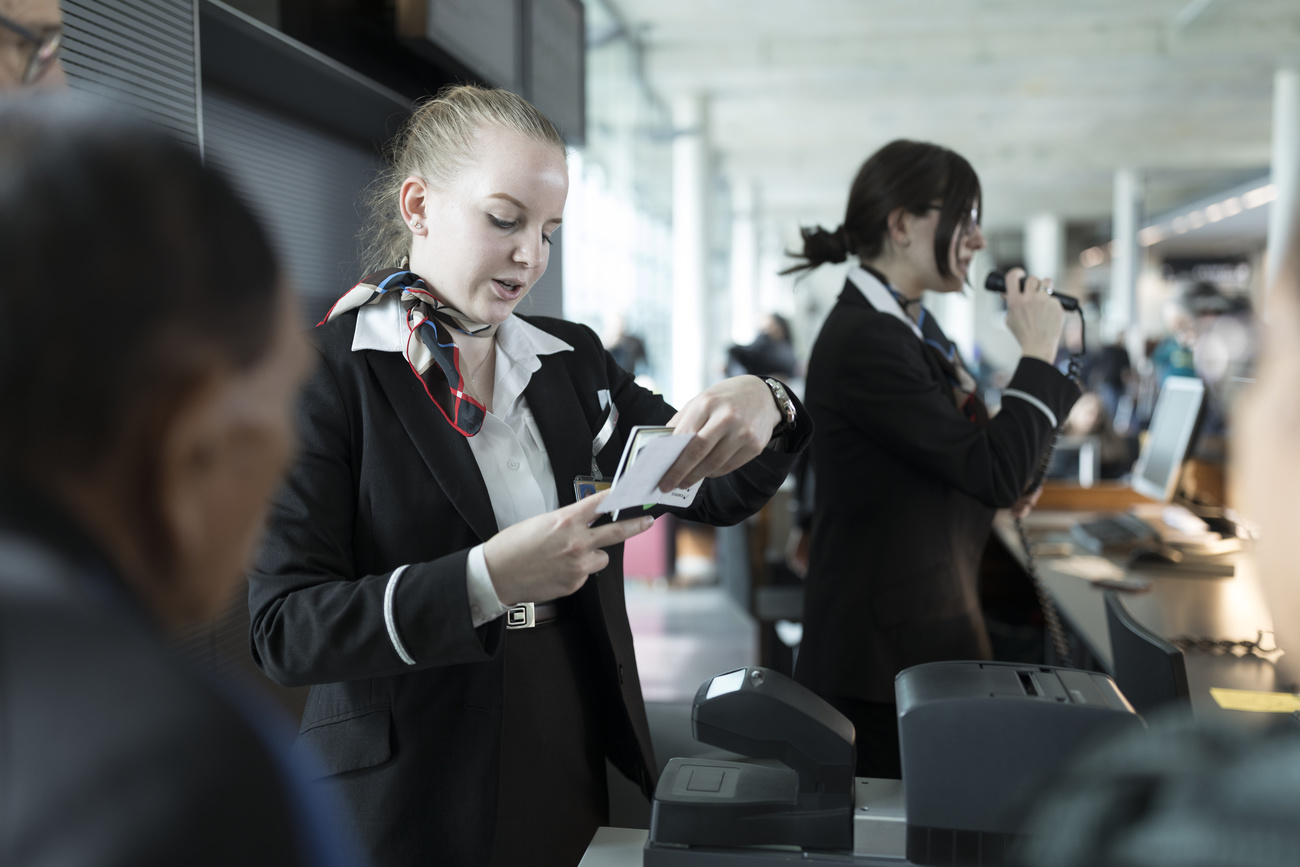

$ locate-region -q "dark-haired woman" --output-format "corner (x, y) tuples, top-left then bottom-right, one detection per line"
(789, 139), (1079, 778)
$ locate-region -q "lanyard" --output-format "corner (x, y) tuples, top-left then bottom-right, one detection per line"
(590, 403), (619, 480)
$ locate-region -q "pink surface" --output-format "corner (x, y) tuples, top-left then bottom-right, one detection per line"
(623, 515), (670, 580)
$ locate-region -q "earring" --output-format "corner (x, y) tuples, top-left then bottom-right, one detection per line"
(412, 222), (422, 230)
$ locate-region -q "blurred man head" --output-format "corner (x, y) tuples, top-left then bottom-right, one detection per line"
(0, 0), (64, 90)
(0, 99), (312, 631)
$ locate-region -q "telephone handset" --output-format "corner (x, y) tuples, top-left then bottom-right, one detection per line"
(985, 270), (1086, 664)
(984, 270), (1081, 311)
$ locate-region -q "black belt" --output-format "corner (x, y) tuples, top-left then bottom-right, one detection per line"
(505, 601), (561, 629)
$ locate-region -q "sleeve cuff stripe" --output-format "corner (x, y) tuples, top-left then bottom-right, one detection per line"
(384, 564), (417, 665)
(1002, 388), (1058, 429)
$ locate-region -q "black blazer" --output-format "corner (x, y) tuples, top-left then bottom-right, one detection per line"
(248, 312), (809, 866)
(0, 482), (339, 867)
(795, 282), (1078, 705)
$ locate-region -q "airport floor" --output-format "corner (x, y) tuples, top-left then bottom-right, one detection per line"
(609, 579), (757, 826)
(625, 580), (756, 703)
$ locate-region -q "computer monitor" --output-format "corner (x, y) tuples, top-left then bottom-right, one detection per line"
(1103, 590), (1190, 716)
(1130, 376), (1205, 502)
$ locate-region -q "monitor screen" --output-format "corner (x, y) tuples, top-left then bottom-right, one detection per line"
(1130, 376), (1205, 502)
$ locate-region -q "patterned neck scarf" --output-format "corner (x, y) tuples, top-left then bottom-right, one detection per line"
(321, 268), (493, 436)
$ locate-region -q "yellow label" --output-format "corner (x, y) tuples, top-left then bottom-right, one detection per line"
(1209, 688), (1300, 713)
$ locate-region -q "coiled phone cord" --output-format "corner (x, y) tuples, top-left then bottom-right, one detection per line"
(1014, 310), (1086, 666)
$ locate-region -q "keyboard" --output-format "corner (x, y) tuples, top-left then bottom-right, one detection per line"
(1070, 513), (1160, 554)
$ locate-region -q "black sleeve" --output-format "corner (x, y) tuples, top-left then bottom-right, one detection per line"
(833, 317), (1078, 508)
(248, 346), (502, 689)
(593, 326), (811, 526)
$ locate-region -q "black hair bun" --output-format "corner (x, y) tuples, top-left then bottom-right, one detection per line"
(797, 224), (849, 267)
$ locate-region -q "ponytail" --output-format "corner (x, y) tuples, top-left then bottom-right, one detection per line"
(781, 224), (849, 275)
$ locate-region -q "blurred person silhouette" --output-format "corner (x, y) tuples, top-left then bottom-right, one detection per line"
(0, 0), (64, 90)
(726, 313), (798, 379)
(1011, 210), (1300, 867)
(1083, 330), (1134, 426)
(603, 311), (648, 375)
(786, 139), (1079, 779)
(1151, 294), (1198, 385)
(1045, 391), (1134, 481)
(0, 100), (359, 866)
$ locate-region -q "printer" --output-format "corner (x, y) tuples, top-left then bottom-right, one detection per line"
(644, 661), (1141, 866)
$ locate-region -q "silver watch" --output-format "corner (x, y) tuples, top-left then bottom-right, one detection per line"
(763, 377), (797, 434)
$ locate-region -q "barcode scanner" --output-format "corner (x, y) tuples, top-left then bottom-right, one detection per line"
(985, 270), (1081, 311)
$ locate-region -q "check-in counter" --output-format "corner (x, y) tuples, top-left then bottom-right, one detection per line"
(992, 499), (1281, 721)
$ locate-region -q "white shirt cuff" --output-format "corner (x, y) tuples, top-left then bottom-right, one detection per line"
(466, 544), (508, 628)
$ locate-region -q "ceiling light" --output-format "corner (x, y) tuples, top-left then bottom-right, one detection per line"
(1205, 203), (1224, 222)
(1222, 197), (1243, 216)
(1138, 226), (1165, 247)
(1173, 216), (1190, 234)
(1080, 246), (1106, 267)
(1243, 184), (1278, 209)
(1187, 210), (1206, 229)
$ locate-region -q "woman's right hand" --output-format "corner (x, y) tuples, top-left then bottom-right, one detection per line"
(482, 489), (655, 606)
(1003, 267), (1067, 364)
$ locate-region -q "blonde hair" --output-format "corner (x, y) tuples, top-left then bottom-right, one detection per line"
(359, 84), (566, 275)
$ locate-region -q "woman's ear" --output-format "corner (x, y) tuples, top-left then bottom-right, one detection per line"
(400, 176), (430, 235)
(887, 206), (912, 248)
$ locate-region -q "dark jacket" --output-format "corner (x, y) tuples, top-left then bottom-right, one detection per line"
(248, 312), (810, 866)
(796, 278), (1079, 704)
(0, 480), (345, 867)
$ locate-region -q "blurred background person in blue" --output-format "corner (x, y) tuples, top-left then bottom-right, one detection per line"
(0, 0), (63, 91)
(0, 100), (358, 867)
(787, 139), (1078, 779)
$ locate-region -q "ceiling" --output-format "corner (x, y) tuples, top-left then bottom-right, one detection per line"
(605, 0), (1300, 237)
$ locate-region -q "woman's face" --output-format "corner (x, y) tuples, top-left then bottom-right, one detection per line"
(902, 202), (986, 295)
(404, 125), (568, 326)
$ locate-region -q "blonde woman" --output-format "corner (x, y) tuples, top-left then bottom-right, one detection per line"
(248, 85), (809, 867)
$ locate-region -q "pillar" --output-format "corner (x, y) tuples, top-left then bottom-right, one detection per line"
(729, 179), (758, 345)
(1267, 67), (1300, 290)
(1024, 213), (1065, 285)
(671, 93), (708, 406)
(1110, 168), (1143, 359)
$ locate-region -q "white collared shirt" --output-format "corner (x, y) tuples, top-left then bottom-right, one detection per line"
(846, 265), (924, 340)
(352, 297), (575, 651)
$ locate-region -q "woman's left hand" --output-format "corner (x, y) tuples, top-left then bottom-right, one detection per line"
(656, 375), (783, 492)
(1010, 486), (1043, 519)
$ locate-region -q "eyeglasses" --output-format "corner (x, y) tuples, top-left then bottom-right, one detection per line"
(0, 12), (63, 86)
(924, 203), (981, 238)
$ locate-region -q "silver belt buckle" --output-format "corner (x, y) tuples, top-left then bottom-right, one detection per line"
(505, 602), (535, 629)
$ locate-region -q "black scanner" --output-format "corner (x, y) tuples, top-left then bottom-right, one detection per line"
(647, 667), (856, 856)
(644, 663), (1141, 866)
(897, 661), (1143, 865)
